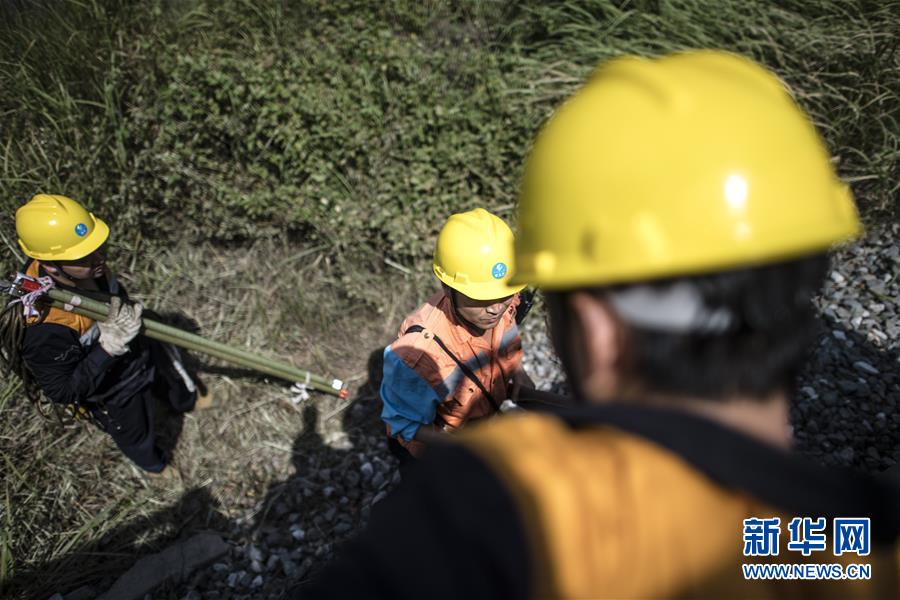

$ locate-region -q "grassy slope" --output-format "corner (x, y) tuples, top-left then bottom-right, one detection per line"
(0, 0), (897, 596)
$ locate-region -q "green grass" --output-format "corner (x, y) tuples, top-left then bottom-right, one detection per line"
(1, 1), (895, 268)
(0, 0), (897, 596)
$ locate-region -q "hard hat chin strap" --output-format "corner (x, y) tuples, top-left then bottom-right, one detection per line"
(607, 281), (735, 334)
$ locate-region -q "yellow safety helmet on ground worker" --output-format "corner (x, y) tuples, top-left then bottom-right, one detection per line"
(434, 208), (526, 301)
(16, 194), (110, 261)
(511, 50), (861, 290)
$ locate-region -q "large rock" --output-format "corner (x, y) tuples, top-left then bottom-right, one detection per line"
(98, 533), (229, 600)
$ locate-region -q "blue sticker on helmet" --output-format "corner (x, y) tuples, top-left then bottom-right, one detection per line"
(74, 223), (88, 237)
(491, 262), (507, 279)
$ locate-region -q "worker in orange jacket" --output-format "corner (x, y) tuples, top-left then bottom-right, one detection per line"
(380, 208), (534, 463)
(307, 51), (900, 598)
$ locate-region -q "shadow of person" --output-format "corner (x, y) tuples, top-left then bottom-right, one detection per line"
(3, 486), (231, 600)
(139, 310), (209, 464)
(245, 346), (401, 596)
(142, 309), (279, 461)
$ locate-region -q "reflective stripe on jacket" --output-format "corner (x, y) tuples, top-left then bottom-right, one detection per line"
(380, 290), (523, 453)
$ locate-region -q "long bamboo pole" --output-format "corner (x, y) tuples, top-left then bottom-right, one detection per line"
(45, 290), (346, 397)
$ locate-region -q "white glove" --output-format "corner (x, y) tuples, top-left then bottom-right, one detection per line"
(98, 297), (143, 356)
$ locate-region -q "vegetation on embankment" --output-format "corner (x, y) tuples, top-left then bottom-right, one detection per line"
(1, 0), (896, 274)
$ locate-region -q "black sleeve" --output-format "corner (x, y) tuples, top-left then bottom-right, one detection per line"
(298, 443), (533, 600)
(22, 323), (119, 405)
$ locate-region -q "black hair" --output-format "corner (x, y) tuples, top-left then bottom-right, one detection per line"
(548, 252), (830, 400)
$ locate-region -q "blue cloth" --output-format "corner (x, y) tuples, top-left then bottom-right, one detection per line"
(380, 347), (441, 441)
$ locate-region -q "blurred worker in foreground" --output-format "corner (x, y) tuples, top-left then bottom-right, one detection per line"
(305, 51), (900, 598)
(379, 208), (534, 465)
(10, 194), (211, 477)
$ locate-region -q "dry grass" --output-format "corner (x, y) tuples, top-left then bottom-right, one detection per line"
(0, 240), (429, 598)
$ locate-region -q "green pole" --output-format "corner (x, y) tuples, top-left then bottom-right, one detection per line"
(45, 290), (347, 398)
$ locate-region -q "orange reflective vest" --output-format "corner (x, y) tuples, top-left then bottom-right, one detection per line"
(381, 290), (523, 455)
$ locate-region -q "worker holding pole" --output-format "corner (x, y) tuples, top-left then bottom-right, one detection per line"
(380, 208), (534, 466)
(8, 194), (211, 478)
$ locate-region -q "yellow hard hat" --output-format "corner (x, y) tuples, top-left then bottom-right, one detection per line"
(434, 208), (526, 300)
(512, 50), (861, 289)
(15, 194), (109, 261)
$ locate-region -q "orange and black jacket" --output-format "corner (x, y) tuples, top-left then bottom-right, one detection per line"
(381, 290), (523, 457)
(20, 260), (153, 408)
(305, 404), (900, 599)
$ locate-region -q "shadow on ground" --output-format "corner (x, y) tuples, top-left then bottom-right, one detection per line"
(5, 486), (230, 599)
(232, 346), (394, 596)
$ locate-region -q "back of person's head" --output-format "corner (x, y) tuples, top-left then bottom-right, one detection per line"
(511, 50), (861, 401)
(571, 254), (830, 399)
